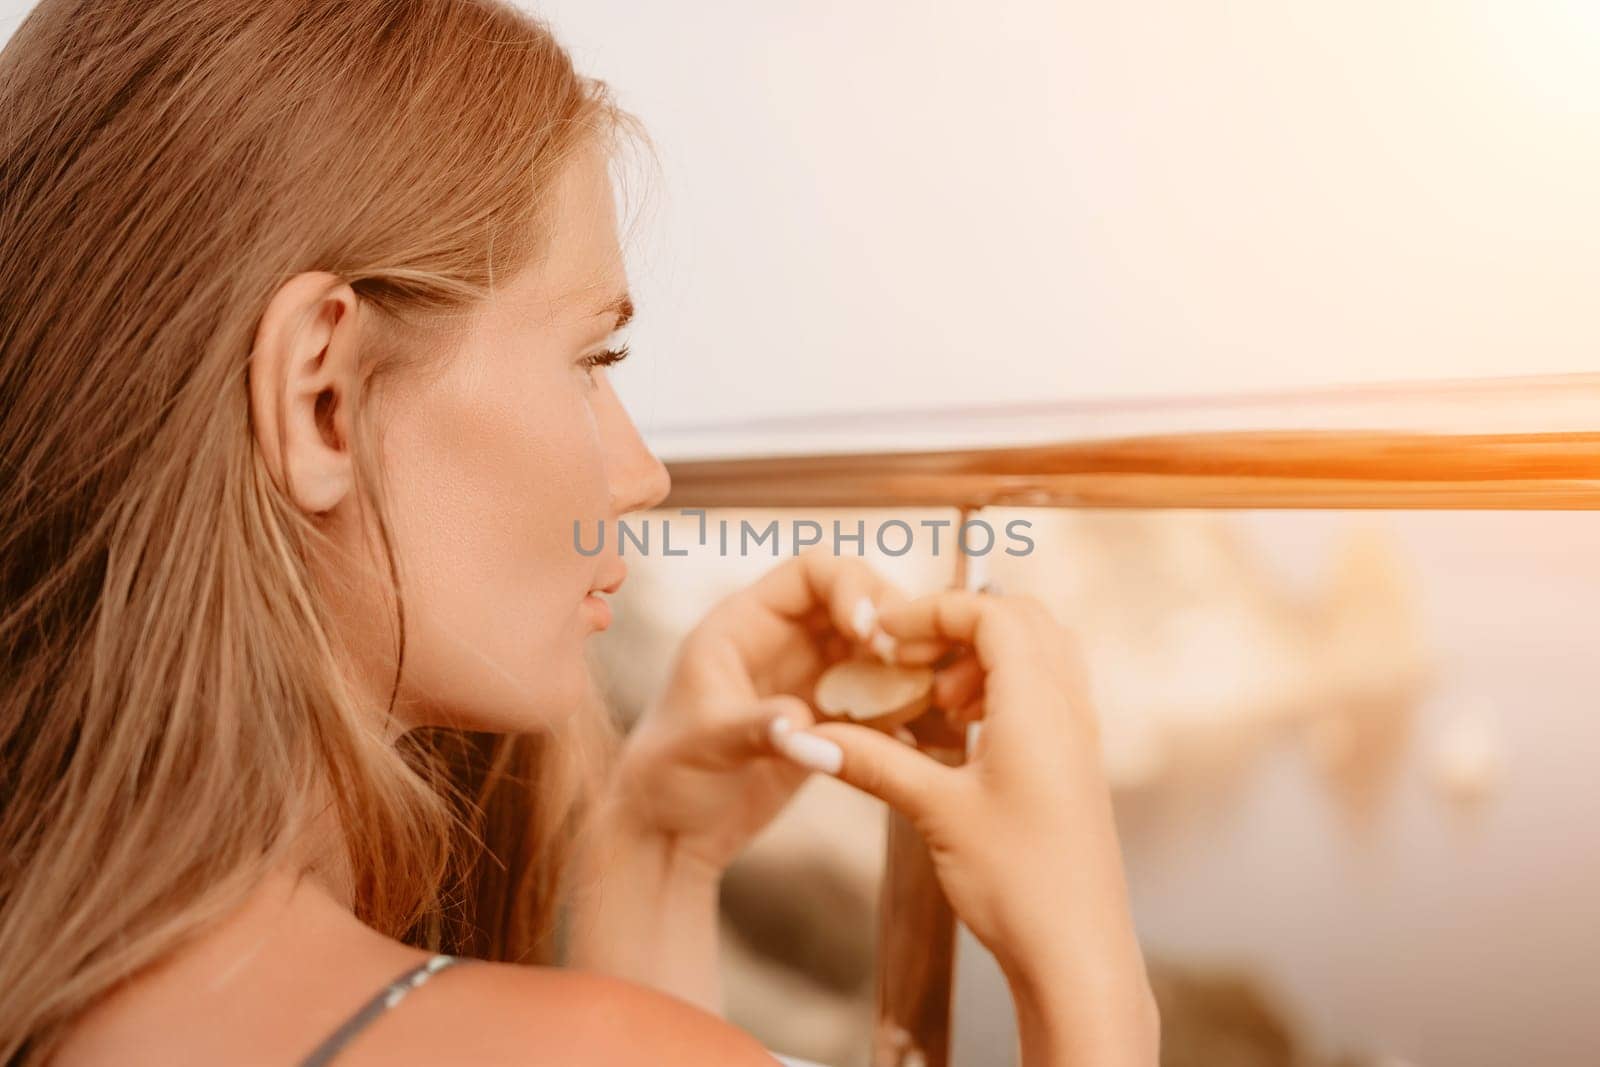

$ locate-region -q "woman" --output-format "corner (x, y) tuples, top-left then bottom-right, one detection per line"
(0, 1), (1158, 1064)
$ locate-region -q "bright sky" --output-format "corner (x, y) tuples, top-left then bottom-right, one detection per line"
(533, 1), (1600, 442)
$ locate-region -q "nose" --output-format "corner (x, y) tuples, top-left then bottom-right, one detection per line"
(601, 384), (672, 517)
(614, 444), (671, 517)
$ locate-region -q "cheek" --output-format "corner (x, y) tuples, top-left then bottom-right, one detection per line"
(378, 364), (610, 727)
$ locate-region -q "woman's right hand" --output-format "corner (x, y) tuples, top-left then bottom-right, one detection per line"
(771, 588), (1160, 1066)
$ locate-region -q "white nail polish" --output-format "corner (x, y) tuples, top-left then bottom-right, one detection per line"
(869, 630), (897, 662)
(773, 728), (843, 775)
(767, 715), (794, 747)
(851, 596), (876, 640)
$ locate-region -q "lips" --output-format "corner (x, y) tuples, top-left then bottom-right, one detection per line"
(589, 562), (627, 597)
(582, 591), (614, 630)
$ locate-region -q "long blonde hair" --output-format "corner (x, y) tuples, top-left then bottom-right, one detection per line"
(0, 1), (634, 1059)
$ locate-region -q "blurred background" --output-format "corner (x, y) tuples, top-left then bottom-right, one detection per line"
(7, 1), (1596, 1063)
(595, 509), (1600, 1066)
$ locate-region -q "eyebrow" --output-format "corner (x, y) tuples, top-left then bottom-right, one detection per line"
(593, 291), (634, 332)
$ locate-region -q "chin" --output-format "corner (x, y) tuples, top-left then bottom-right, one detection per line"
(397, 645), (600, 735)
(471, 671), (596, 733)
(388, 594), (610, 732)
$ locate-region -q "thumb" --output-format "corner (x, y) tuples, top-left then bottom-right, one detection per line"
(770, 718), (951, 822)
(693, 694), (815, 768)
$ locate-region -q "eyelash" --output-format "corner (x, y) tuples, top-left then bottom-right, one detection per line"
(581, 344), (630, 378)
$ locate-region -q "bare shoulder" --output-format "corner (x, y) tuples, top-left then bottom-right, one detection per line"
(52, 869), (776, 1067)
(338, 961), (780, 1066)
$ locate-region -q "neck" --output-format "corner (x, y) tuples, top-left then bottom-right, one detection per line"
(294, 775), (359, 913)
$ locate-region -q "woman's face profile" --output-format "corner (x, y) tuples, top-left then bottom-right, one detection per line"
(252, 143), (670, 734)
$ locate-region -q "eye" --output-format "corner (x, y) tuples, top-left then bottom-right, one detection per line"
(580, 344), (630, 382)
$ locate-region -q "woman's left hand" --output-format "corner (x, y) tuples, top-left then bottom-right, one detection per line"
(603, 549), (914, 877)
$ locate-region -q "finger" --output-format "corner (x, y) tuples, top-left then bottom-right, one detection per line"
(774, 719), (955, 820)
(694, 694), (815, 768)
(946, 695), (986, 728)
(906, 708), (968, 751)
(746, 551), (901, 626)
(829, 563), (876, 646)
(877, 589), (1041, 674)
(821, 630), (853, 664)
(748, 551), (911, 659)
(887, 638), (951, 665)
(933, 653), (983, 711)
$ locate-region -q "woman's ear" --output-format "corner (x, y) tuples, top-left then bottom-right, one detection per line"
(248, 271), (363, 515)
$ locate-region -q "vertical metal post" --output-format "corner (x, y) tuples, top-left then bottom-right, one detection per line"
(871, 505), (981, 1067)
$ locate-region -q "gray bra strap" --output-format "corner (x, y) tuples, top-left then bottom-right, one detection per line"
(297, 954), (467, 1067)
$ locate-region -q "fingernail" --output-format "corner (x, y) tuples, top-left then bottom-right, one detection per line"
(869, 630), (898, 662)
(771, 725), (843, 775)
(851, 596), (877, 640)
(767, 715), (794, 745)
